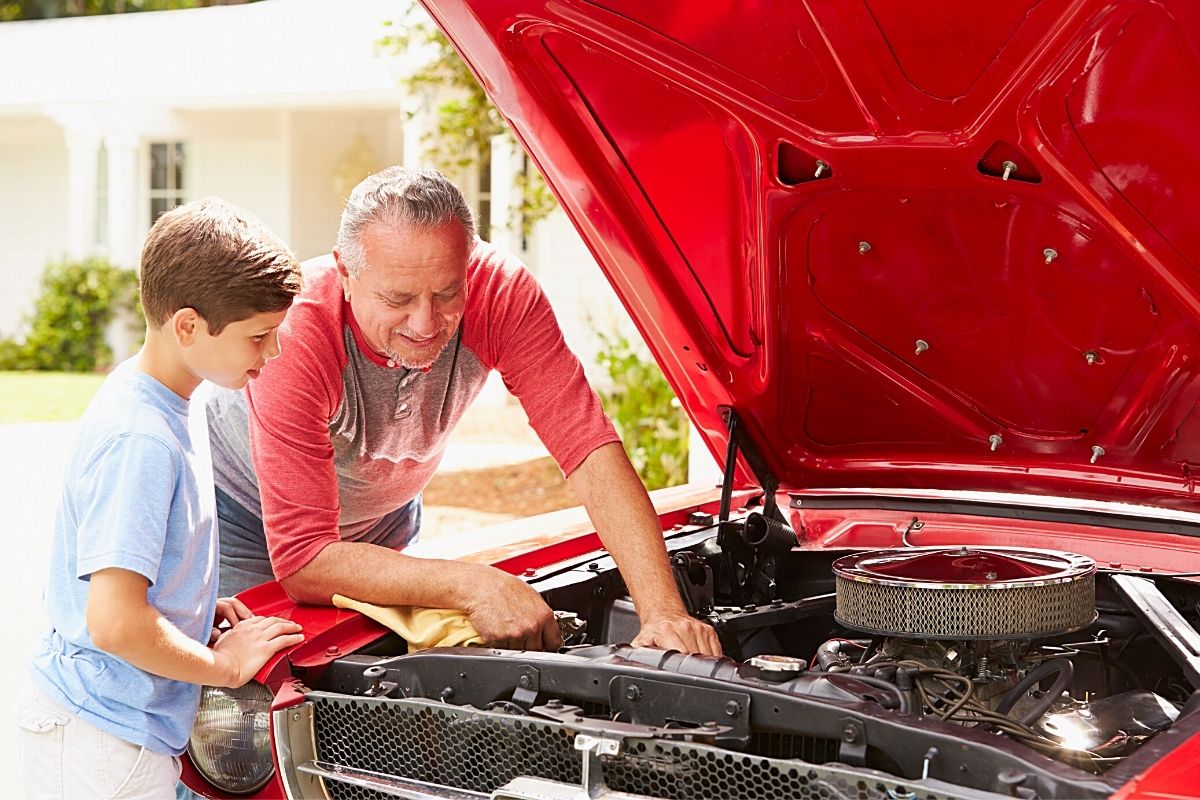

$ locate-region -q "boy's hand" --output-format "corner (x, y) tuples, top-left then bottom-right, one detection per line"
(209, 596), (256, 645)
(212, 616), (304, 688)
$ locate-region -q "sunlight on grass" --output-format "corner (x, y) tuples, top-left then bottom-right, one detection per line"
(0, 372), (105, 423)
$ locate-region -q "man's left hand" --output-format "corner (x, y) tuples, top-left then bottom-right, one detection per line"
(631, 614), (723, 657)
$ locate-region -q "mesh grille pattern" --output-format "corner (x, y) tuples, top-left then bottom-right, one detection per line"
(308, 695), (949, 800)
(835, 574), (1095, 639)
(311, 694), (579, 800)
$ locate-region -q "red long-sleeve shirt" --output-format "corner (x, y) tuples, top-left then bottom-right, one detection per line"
(208, 240), (619, 580)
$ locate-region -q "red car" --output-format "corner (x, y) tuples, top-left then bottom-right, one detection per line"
(182, 1), (1200, 798)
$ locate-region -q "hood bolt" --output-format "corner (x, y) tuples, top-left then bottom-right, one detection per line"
(1001, 160), (1017, 181)
(1090, 445), (1105, 464)
(814, 160), (829, 179)
(546, 698), (563, 709)
(988, 434), (1003, 451)
(1043, 248), (1058, 264)
(625, 685), (641, 702)
(914, 339), (929, 355)
(1084, 350), (1099, 365)
(858, 240), (871, 254)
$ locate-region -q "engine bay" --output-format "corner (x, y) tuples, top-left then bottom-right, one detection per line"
(301, 504), (1200, 800)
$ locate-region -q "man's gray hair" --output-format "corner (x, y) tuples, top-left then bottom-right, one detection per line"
(336, 167), (476, 276)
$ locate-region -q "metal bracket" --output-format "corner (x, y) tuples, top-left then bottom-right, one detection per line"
(511, 666), (540, 708)
(609, 676), (751, 744)
(837, 717), (868, 766)
(529, 702), (733, 740)
(576, 734), (621, 798)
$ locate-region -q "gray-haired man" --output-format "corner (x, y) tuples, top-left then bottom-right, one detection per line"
(207, 167), (721, 655)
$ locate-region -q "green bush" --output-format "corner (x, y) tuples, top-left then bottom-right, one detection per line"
(595, 331), (689, 490)
(0, 257), (142, 372)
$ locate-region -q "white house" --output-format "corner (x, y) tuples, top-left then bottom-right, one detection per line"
(0, 0), (718, 481)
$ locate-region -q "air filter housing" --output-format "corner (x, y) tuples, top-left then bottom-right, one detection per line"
(833, 547), (1096, 640)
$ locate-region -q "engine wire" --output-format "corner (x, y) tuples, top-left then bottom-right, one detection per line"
(848, 658), (1113, 771)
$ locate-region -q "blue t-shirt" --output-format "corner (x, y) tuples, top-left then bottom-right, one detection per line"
(28, 359), (219, 755)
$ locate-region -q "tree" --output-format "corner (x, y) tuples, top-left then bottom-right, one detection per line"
(0, 0), (253, 22)
(379, 9), (557, 239)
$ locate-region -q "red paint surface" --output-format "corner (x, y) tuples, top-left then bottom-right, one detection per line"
(419, 0), (1200, 513)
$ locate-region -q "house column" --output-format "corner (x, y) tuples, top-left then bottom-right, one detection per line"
(489, 134), (516, 253)
(105, 132), (140, 270)
(63, 129), (101, 260)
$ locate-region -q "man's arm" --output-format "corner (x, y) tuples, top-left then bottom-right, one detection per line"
(568, 442), (724, 657)
(87, 568), (304, 687)
(279, 546), (561, 651)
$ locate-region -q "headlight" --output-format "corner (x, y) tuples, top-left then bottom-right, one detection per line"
(188, 682), (275, 794)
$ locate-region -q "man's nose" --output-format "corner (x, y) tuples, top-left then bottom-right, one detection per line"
(406, 298), (438, 337)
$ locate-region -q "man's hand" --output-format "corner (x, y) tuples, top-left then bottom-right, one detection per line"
(463, 567), (562, 651)
(632, 614), (723, 657)
(212, 616), (305, 687)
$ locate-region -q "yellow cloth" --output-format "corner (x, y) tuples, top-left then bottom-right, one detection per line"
(332, 594), (483, 652)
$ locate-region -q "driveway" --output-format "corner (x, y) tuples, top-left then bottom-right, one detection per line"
(1, 421), (78, 777)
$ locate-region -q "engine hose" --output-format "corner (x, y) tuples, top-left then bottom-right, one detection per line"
(822, 672), (910, 714)
(994, 658), (1074, 726)
(741, 512), (799, 556)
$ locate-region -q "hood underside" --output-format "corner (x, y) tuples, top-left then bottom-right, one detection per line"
(421, 0), (1200, 511)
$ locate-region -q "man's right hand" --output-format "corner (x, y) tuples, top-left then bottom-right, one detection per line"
(213, 615), (305, 687)
(464, 568), (562, 651)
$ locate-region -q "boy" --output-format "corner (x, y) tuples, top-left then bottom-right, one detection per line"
(16, 198), (306, 799)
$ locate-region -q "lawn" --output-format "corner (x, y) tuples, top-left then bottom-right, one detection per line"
(0, 372), (105, 423)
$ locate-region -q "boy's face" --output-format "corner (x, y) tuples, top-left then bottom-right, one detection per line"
(335, 222), (469, 370)
(185, 309), (289, 390)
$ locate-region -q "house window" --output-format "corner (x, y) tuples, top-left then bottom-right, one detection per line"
(149, 142), (187, 222)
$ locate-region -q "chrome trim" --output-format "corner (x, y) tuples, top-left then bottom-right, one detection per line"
(271, 702), (331, 800)
(492, 776), (652, 800)
(296, 761), (486, 799)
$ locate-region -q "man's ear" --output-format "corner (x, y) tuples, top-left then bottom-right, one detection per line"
(170, 307), (204, 345)
(332, 250), (353, 302)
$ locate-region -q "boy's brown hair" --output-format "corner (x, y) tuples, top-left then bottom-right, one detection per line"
(139, 198), (302, 334)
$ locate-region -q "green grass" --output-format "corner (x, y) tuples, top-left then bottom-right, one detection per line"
(0, 371), (106, 423)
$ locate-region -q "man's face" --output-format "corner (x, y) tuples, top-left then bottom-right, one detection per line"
(185, 309), (289, 391)
(336, 222), (469, 370)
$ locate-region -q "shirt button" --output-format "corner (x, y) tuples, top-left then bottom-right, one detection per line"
(386, 359), (396, 368)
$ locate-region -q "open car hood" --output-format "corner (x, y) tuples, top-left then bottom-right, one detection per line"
(420, 0), (1200, 512)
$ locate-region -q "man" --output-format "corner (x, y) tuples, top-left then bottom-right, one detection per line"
(208, 167), (720, 656)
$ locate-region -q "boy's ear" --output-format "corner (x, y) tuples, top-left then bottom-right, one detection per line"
(332, 250), (352, 302)
(170, 307), (205, 345)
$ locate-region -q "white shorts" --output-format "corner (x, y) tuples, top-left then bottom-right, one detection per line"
(14, 681), (182, 799)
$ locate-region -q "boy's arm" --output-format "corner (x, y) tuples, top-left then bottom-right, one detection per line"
(86, 567), (303, 688)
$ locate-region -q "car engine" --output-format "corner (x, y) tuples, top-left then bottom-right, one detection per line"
(290, 511), (1200, 800)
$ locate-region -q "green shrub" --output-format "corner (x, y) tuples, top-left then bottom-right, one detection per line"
(0, 257), (142, 372)
(595, 331), (689, 490)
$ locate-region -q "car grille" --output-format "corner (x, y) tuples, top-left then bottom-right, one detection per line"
(308, 693), (956, 800)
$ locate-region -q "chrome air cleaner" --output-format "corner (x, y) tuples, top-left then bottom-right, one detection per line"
(832, 547), (1096, 640)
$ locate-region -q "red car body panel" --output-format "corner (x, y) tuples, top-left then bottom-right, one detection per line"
(419, 0), (1200, 512)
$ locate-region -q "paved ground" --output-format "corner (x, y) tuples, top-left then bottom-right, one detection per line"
(0, 396), (551, 778)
